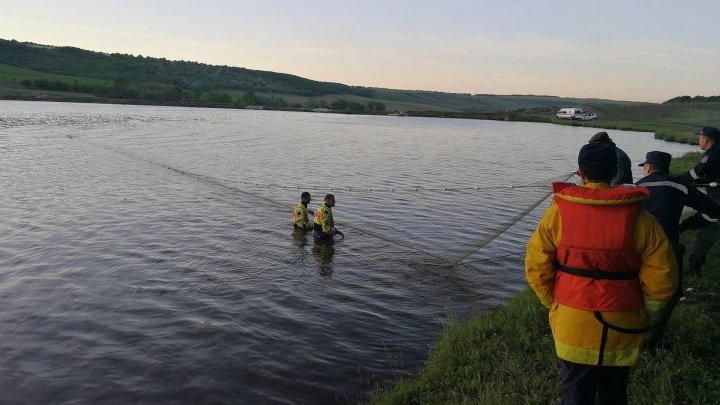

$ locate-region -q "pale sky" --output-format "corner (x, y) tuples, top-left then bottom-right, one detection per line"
(1, 0), (718, 102)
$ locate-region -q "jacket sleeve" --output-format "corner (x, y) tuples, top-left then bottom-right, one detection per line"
(635, 211), (678, 317)
(685, 184), (720, 221)
(525, 204), (560, 308)
(684, 149), (719, 183)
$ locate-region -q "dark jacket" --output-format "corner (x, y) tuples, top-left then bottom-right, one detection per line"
(681, 142), (720, 198)
(636, 172), (720, 243)
(613, 146), (633, 185)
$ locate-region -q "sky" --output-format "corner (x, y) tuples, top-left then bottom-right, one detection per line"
(1, 0), (718, 102)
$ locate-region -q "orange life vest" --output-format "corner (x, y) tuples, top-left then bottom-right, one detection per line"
(552, 182), (650, 311)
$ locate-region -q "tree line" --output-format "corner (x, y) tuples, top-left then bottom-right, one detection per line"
(18, 76), (385, 112)
(1, 39), (374, 98)
(665, 95), (720, 103)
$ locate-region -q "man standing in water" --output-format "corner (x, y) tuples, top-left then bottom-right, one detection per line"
(293, 192), (313, 230)
(525, 143), (677, 405)
(679, 126), (720, 276)
(588, 131), (633, 185)
(314, 194), (343, 241)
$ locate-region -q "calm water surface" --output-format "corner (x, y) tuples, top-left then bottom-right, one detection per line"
(0, 101), (694, 404)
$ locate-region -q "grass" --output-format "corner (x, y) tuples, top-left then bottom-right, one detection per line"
(0, 63), (107, 88)
(370, 156), (720, 405)
(515, 102), (720, 144)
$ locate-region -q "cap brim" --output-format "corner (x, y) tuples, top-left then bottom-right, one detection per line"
(695, 130), (703, 136)
(638, 162), (646, 166)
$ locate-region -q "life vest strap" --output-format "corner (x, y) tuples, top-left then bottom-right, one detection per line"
(556, 264), (639, 280)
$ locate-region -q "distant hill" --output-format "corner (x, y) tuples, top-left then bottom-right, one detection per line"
(0, 38), (371, 97)
(0, 38), (645, 113)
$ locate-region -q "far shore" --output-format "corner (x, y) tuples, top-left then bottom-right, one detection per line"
(1, 94), (711, 146)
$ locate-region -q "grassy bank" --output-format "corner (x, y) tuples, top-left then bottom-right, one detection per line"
(370, 156), (720, 404)
(509, 103), (720, 144)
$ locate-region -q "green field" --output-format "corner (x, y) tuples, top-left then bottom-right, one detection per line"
(514, 102), (720, 144)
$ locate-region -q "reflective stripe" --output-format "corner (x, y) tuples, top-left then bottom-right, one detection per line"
(555, 193), (646, 206)
(554, 340), (640, 366)
(702, 214), (719, 223)
(639, 181), (688, 195)
(690, 168), (700, 180)
(643, 296), (665, 315)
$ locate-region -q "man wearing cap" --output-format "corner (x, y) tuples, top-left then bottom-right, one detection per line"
(526, 143), (677, 404)
(588, 131), (633, 185)
(681, 126), (720, 275)
(636, 151), (720, 344)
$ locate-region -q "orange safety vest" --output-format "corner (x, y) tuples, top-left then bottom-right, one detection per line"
(552, 182), (650, 312)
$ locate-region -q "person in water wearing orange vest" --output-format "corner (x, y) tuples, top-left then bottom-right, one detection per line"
(526, 143), (677, 405)
(313, 194), (343, 241)
(292, 192), (313, 231)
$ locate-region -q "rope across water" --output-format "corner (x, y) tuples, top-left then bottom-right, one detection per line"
(67, 134), (574, 270)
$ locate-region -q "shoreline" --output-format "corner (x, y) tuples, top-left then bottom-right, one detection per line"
(370, 154), (719, 404)
(0, 95), (704, 145)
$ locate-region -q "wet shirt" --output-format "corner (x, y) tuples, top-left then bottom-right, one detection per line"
(293, 202), (310, 229)
(313, 203), (335, 235)
(637, 173), (720, 243)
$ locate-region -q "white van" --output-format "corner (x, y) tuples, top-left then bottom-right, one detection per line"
(556, 108), (583, 119)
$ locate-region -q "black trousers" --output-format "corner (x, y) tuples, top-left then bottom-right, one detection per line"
(560, 360), (630, 405)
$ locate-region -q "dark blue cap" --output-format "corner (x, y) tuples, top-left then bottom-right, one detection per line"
(638, 151), (671, 172)
(578, 143), (618, 168)
(695, 126), (720, 140)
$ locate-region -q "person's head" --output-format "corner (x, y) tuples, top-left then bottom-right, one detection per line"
(577, 143), (618, 184)
(324, 193), (335, 207)
(301, 192), (311, 205)
(638, 151), (671, 176)
(695, 127), (719, 151)
(588, 131), (616, 146)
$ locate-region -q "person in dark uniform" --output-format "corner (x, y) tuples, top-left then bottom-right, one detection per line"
(679, 127), (720, 275)
(588, 131), (633, 185)
(636, 151), (720, 345)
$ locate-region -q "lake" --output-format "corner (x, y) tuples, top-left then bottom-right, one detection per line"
(0, 101), (695, 404)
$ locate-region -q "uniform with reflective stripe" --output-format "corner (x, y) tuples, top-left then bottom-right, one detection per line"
(293, 202), (311, 229)
(526, 182), (677, 366)
(683, 142), (720, 197)
(637, 172), (720, 244)
(313, 203), (335, 235)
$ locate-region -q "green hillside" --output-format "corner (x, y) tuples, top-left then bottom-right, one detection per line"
(0, 38), (643, 113)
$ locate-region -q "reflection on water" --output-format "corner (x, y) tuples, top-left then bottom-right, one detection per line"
(313, 240), (336, 278)
(0, 101), (696, 404)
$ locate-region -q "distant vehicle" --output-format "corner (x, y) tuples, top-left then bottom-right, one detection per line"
(556, 107), (583, 119)
(388, 110), (408, 117)
(573, 112), (598, 121)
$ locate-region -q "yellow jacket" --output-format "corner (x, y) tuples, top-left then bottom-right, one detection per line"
(293, 202), (310, 229)
(525, 183), (677, 366)
(314, 203), (335, 234)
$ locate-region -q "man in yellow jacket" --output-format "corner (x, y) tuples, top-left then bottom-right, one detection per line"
(292, 192), (313, 230)
(313, 194), (343, 241)
(525, 143), (677, 405)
